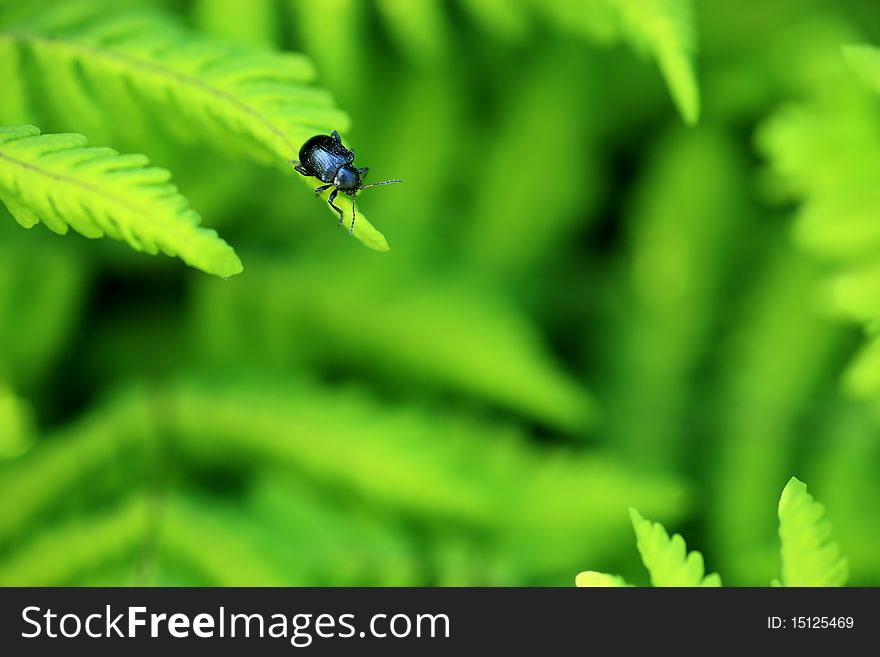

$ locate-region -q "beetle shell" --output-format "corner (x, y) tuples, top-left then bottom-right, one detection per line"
(298, 135), (354, 183)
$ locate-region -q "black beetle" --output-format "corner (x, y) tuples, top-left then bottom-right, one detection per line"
(291, 130), (402, 234)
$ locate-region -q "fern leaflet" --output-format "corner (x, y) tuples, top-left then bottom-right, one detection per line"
(578, 478), (850, 586)
(517, 0), (700, 124)
(611, 0), (700, 125)
(0, 124), (242, 277)
(629, 508), (721, 586)
(757, 41), (880, 396)
(1, 11), (389, 251)
(775, 477), (848, 587)
(844, 45), (880, 94)
(575, 571), (630, 587)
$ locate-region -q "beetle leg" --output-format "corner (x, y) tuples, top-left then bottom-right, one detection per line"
(358, 167), (369, 180)
(331, 130), (354, 157)
(293, 164), (310, 177)
(327, 188), (344, 226)
(314, 183), (334, 194)
(350, 195), (357, 234)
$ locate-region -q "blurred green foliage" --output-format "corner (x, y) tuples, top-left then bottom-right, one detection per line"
(1, 0), (879, 586)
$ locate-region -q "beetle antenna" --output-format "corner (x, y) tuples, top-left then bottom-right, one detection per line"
(350, 195), (357, 234)
(360, 179), (403, 189)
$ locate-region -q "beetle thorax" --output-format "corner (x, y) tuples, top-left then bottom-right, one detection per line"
(333, 165), (361, 193)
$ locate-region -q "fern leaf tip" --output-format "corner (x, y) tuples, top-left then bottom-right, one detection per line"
(575, 571), (629, 587)
(777, 477), (848, 587)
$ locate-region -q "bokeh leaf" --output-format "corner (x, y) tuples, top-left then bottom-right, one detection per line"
(190, 256), (597, 432)
(612, 0), (701, 124)
(524, 0), (700, 123)
(758, 35), (880, 398)
(630, 508), (721, 586)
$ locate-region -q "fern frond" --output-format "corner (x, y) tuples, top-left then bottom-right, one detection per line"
(522, 0), (700, 123)
(776, 477), (848, 587)
(629, 508), (721, 586)
(1, 12), (389, 250)
(757, 40), (880, 396)
(575, 571), (631, 587)
(0, 125), (242, 276)
(0, 496), (150, 586)
(4, 12), (336, 161)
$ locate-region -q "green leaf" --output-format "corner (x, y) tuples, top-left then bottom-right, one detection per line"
(0, 384), (34, 459)
(612, 0), (701, 125)
(526, 0), (700, 123)
(0, 124), (242, 277)
(757, 39), (880, 397)
(776, 477), (848, 587)
(630, 508), (721, 586)
(1, 11), (389, 251)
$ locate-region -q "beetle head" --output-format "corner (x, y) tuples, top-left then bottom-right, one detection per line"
(333, 165), (361, 193)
